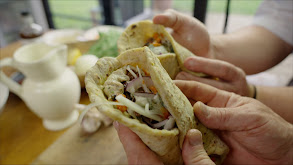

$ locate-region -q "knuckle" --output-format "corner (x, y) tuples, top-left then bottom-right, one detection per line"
(220, 62), (244, 81)
(218, 62), (231, 77)
(235, 67), (246, 79)
(174, 15), (183, 30)
(183, 150), (212, 165)
(217, 109), (230, 128)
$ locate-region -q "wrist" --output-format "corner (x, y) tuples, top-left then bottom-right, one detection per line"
(209, 35), (225, 60)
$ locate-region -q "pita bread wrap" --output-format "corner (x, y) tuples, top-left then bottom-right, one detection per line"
(117, 20), (205, 79)
(85, 47), (229, 164)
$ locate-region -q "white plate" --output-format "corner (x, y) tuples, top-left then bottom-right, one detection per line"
(0, 82), (9, 114)
(41, 29), (85, 45)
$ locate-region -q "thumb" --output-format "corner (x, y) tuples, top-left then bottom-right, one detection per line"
(152, 9), (183, 31)
(193, 101), (246, 131)
(153, 9), (210, 56)
(182, 129), (215, 165)
(114, 122), (163, 165)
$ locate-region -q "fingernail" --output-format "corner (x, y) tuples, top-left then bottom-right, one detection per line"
(113, 121), (119, 131)
(185, 58), (197, 69)
(201, 105), (209, 117)
(195, 102), (210, 117)
(187, 129), (202, 146)
(153, 16), (163, 24)
(175, 72), (186, 80)
(186, 60), (194, 68)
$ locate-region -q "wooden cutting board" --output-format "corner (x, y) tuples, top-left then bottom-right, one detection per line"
(31, 123), (127, 164)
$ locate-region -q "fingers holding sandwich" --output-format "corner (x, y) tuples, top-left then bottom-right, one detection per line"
(176, 56), (252, 97)
(182, 129), (216, 165)
(153, 9), (189, 35)
(115, 122), (218, 165)
(174, 79), (265, 132)
(114, 122), (163, 165)
(174, 80), (233, 107)
(193, 101), (248, 131)
(153, 9), (210, 57)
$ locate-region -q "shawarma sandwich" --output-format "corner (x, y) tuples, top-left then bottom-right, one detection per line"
(85, 47), (229, 164)
(117, 20), (206, 79)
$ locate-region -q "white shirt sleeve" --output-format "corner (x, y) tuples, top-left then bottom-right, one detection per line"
(253, 0), (293, 46)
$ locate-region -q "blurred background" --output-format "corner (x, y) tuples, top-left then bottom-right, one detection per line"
(0, 0), (262, 48)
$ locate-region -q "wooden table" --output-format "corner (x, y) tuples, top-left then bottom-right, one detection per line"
(0, 41), (91, 164)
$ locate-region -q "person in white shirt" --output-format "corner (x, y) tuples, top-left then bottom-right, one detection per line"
(155, 0), (293, 124)
(115, 1), (293, 164)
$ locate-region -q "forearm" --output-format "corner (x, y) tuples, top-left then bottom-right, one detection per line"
(210, 25), (292, 74)
(256, 86), (293, 124)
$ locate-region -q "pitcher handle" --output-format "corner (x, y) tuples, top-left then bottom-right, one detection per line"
(0, 58), (22, 98)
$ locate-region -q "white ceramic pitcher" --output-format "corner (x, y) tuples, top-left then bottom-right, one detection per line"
(0, 42), (81, 131)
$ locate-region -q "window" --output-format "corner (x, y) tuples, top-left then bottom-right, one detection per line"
(48, 0), (101, 29)
(206, 0), (262, 34)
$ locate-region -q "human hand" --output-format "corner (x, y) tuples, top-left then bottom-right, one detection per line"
(153, 9), (212, 58)
(114, 122), (215, 165)
(176, 56), (255, 97)
(175, 80), (293, 165)
(113, 121), (162, 165)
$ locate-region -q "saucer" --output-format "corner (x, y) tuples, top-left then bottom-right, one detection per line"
(0, 82), (9, 114)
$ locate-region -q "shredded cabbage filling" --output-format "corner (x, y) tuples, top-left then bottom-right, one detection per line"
(113, 65), (176, 130)
(144, 32), (174, 55)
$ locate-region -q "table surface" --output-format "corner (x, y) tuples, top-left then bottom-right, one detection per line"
(0, 41), (91, 164)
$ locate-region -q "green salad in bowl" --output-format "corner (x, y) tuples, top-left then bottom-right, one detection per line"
(87, 27), (123, 58)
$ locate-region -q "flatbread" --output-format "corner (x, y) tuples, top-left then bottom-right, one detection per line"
(117, 20), (206, 79)
(85, 47), (229, 164)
